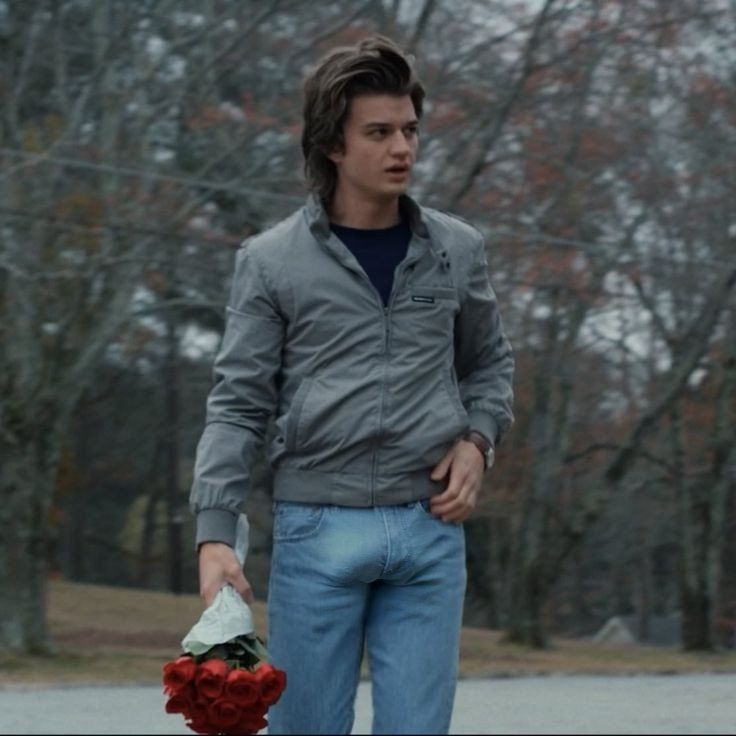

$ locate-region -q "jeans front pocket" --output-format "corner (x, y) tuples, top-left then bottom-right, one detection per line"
(272, 501), (325, 542)
(414, 498), (464, 531)
(414, 497), (442, 519)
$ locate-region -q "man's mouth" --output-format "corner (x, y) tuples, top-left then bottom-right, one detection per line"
(386, 165), (410, 174)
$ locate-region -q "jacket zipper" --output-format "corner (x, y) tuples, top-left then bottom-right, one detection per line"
(324, 233), (420, 505)
(369, 255), (418, 504)
(370, 303), (390, 504)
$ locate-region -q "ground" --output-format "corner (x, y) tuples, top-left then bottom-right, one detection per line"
(1, 579), (734, 686)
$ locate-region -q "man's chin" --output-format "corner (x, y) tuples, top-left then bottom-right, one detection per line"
(357, 179), (412, 202)
(381, 180), (412, 196)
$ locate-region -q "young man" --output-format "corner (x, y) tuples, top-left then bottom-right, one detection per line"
(191, 36), (514, 734)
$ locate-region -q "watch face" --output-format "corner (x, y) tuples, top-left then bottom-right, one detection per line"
(486, 447), (495, 466)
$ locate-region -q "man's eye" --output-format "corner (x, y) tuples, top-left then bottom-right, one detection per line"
(405, 126), (418, 137)
(370, 129), (388, 137)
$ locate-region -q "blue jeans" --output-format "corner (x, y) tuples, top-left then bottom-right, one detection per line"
(266, 499), (467, 735)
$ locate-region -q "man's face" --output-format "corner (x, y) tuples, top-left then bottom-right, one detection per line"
(329, 94), (419, 203)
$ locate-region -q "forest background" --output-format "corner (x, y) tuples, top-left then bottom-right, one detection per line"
(1, 0), (735, 657)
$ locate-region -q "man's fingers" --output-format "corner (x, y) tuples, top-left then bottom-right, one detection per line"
(220, 558), (253, 604)
(430, 489), (465, 517)
(430, 449), (454, 481)
(432, 486), (469, 514)
(436, 489), (476, 521)
(201, 572), (253, 607)
(432, 463), (469, 505)
(432, 487), (461, 510)
(230, 573), (254, 605)
(429, 440), (485, 520)
(198, 542), (255, 606)
(201, 581), (224, 608)
(431, 476), (478, 520)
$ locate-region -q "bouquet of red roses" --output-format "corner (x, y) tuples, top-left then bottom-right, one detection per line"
(163, 637), (286, 734)
(163, 515), (286, 735)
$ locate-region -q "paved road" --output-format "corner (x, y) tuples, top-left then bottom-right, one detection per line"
(1, 674), (734, 734)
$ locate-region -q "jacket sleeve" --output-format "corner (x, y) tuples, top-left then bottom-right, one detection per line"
(189, 244), (285, 549)
(454, 234), (514, 447)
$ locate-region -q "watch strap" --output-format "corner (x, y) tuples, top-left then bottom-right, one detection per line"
(463, 430), (493, 470)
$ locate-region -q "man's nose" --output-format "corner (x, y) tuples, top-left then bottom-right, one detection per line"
(389, 130), (412, 157)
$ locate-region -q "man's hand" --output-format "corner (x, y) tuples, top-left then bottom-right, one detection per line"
(198, 541), (254, 608)
(429, 439), (485, 523)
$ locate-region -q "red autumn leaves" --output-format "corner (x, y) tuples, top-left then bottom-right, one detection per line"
(163, 655), (286, 734)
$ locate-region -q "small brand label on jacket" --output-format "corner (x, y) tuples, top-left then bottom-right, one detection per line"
(412, 295), (435, 304)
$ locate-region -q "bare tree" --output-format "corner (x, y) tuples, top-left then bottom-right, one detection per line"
(0, 0), (358, 652)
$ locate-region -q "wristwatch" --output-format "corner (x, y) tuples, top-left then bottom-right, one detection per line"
(463, 430), (495, 470)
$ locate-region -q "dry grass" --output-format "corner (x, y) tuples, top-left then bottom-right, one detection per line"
(1, 579), (268, 687)
(458, 626), (736, 677)
(1, 579), (735, 686)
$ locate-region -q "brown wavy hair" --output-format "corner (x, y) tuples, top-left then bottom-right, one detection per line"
(301, 35), (425, 205)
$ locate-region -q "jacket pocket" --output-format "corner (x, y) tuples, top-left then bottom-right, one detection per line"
(397, 286), (459, 350)
(442, 366), (468, 428)
(410, 285), (458, 305)
(281, 374), (379, 466)
(285, 378), (314, 452)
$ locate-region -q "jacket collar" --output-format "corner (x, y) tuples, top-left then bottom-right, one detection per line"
(304, 193), (430, 240)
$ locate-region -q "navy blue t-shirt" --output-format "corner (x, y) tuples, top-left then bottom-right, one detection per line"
(330, 220), (412, 306)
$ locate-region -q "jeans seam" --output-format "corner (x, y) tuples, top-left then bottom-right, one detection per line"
(396, 505), (416, 574)
(379, 507), (392, 576)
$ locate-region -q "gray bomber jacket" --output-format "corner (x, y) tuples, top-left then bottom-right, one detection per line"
(191, 194), (514, 548)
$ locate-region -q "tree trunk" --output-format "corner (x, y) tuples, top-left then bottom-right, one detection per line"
(680, 568), (714, 651)
(635, 543), (653, 643)
(672, 406), (713, 650)
(65, 485), (88, 581)
(672, 398), (734, 651)
(137, 439), (164, 588)
(505, 554), (549, 648)
(164, 266), (183, 594)
(678, 476), (733, 651)
(0, 428), (58, 653)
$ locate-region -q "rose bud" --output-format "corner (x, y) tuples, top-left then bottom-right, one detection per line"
(195, 658), (230, 700)
(163, 655), (197, 694)
(225, 668), (261, 708)
(207, 697), (241, 730)
(236, 712), (268, 734)
(254, 663), (287, 706)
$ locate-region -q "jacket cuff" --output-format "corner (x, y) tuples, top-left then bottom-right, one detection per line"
(467, 410), (499, 447)
(195, 508), (239, 551)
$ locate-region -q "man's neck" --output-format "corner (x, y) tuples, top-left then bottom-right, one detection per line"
(329, 190), (401, 230)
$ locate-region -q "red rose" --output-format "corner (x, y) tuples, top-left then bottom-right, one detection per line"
(185, 721), (209, 735)
(185, 703), (212, 734)
(195, 688), (214, 707)
(234, 712), (268, 734)
(165, 684), (196, 716)
(207, 697), (241, 730)
(163, 655), (197, 694)
(254, 663), (287, 706)
(196, 658), (230, 700)
(186, 717), (213, 734)
(224, 668), (261, 708)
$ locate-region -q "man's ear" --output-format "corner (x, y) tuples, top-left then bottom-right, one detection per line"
(327, 137), (345, 164)
(327, 147), (343, 164)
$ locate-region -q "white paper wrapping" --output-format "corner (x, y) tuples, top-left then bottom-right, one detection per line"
(181, 514), (255, 656)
